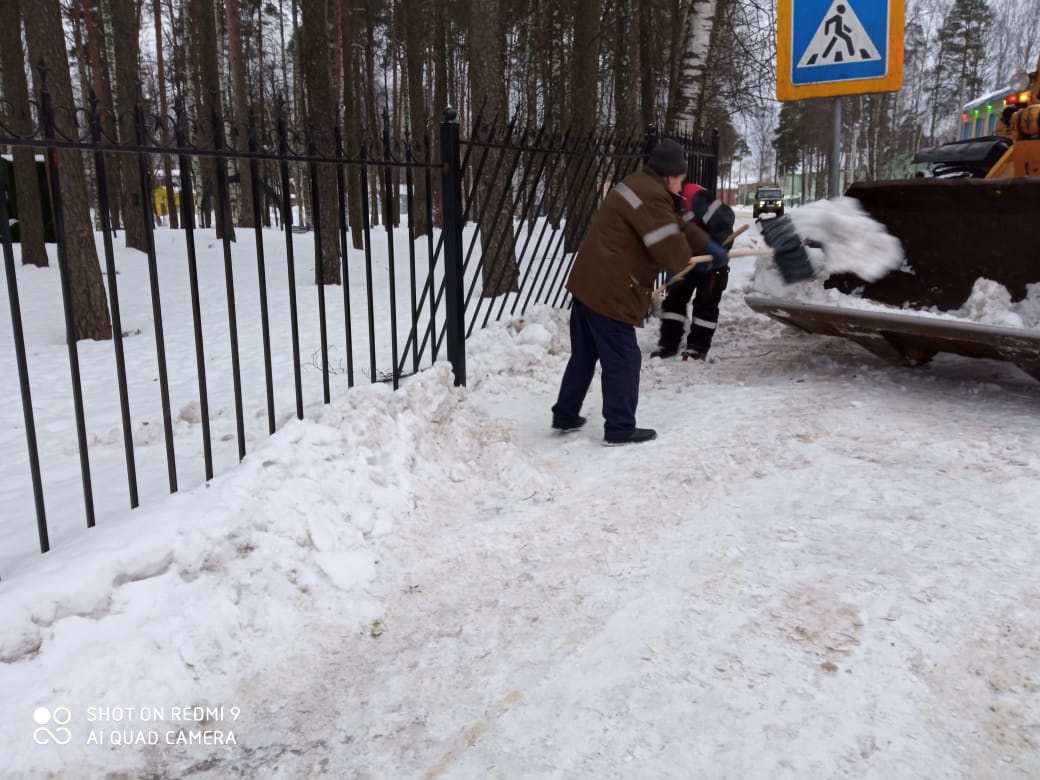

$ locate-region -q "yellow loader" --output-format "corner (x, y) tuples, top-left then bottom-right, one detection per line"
(746, 52), (1040, 381)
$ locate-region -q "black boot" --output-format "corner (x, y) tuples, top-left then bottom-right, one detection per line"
(603, 428), (657, 446)
(654, 315), (685, 359)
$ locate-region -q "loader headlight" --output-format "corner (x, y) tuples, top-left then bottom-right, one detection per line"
(1009, 70), (1030, 92)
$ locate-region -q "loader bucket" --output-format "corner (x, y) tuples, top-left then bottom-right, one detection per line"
(744, 176), (1040, 380)
(744, 295), (1040, 381)
(829, 177), (1040, 310)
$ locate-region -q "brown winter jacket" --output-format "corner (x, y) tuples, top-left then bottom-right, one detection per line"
(566, 169), (713, 326)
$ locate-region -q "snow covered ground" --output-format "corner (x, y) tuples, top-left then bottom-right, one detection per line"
(2, 208), (1040, 777)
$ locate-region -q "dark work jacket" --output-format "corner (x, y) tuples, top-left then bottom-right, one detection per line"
(566, 169), (712, 326)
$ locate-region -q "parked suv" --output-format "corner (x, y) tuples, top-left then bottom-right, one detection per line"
(753, 186), (784, 219)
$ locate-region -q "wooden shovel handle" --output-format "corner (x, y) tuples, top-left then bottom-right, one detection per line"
(723, 223), (750, 248)
(652, 247), (774, 296)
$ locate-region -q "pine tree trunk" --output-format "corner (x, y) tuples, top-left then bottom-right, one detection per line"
(403, 0), (430, 238)
(78, 0), (123, 230)
(153, 0), (179, 229)
(108, 0), (148, 252)
(431, 0), (448, 229)
(542, 1), (564, 230)
(363, 1), (380, 230)
(189, 0), (234, 240)
(0, 3), (49, 267)
(613, 0), (638, 134)
(638, 0), (656, 130)
(301, 0), (342, 284)
(469, 0), (519, 297)
(564, 0), (601, 253)
(23, 0), (112, 340)
(342, 1), (364, 249)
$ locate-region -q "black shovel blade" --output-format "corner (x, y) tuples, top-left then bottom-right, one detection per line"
(758, 216), (814, 283)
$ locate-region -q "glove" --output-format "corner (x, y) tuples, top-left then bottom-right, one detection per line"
(704, 239), (729, 271)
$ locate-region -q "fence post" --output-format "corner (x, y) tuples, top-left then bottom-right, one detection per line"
(439, 107), (466, 387)
(92, 89), (139, 508)
(38, 60), (97, 529)
(211, 94), (246, 461)
(175, 96), (215, 481)
(1, 153), (48, 554)
(642, 123), (659, 166)
(709, 128), (721, 198)
(275, 96), (305, 418)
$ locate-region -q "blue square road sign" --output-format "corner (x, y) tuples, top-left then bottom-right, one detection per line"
(777, 0), (904, 100)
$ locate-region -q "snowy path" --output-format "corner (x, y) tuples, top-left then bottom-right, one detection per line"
(156, 311), (1039, 778)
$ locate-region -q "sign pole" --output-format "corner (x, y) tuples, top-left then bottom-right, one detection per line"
(830, 96), (842, 198)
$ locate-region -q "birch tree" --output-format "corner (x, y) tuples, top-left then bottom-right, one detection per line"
(226, 0), (256, 228)
(671, 0), (719, 133)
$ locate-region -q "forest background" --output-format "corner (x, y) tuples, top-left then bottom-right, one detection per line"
(1, 0), (1038, 337)
(5, 0), (1039, 197)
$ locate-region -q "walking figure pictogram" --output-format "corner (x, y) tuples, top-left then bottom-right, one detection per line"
(797, 0), (880, 68)
(820, 5), (855, 62)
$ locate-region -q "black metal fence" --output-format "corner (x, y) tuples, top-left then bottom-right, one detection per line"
(0, 83), (719, 569)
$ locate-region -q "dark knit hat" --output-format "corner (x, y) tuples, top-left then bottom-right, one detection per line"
(646, 138), (687, 177)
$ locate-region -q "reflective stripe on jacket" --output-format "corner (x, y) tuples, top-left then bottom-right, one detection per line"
(566, 169), (711, 326)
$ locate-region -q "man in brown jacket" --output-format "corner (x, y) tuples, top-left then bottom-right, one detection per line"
(551, 138), (728, 445)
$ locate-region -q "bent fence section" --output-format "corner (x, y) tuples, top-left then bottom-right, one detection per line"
(0, 84), (718, 573)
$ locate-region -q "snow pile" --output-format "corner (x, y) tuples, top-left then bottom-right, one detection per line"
(0, 360), (558, 663)
(747, 207), (1040, 333)
(1010, 282), (1040, 328)
(0, 359), (559, 775)
(956, 278), (1026, 328)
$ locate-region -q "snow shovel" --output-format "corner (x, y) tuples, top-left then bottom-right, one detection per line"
(655, 196), (904, 296)
(757, 216), (815, 283)
(764, 197), (905, 284)
(652, 247), (777, 296)
(652, 217), (816, 298)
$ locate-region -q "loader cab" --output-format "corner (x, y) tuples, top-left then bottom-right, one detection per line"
(912, 136), (1012, 178)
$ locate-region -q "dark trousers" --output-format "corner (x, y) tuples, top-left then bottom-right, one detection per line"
(552, 298), (641, 439)
(657, 267), (729, 353)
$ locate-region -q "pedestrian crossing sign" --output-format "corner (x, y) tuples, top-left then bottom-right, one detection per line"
(777, 0), (904, 100)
